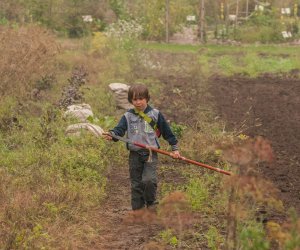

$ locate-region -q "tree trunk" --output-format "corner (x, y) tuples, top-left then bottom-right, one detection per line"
(165, 0), (170, 43)
(225, 0), (229, 36)
(235, 0), (239, 27)
(199, 0), (205, 43)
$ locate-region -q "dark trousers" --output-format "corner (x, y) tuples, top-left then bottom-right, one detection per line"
(129, 150), (158, 210)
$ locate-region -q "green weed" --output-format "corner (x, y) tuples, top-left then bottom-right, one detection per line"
(159, 229), (179, 247)
(170, 122), (187, 139)
(243, 52), (299, 76)
(185, 178), (209, 211)
(205, 226), (224, 250)
(217, 55), (239, 76)
(140, 42), (199, 53)
(284, 209), (300, 250)
(238, 221), (270, 250)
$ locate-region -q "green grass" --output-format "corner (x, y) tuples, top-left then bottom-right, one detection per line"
(141, 42), (300, 77)
(141, 41), (300, 54)
(139, 42), (200, 53)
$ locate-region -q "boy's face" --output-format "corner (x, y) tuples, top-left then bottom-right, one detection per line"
(132, 97), (147, 111)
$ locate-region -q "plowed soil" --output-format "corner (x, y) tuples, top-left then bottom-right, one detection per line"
(156, 71), (300, 215)
(95, 69), (299, 249)
(209, 74), (300, 214)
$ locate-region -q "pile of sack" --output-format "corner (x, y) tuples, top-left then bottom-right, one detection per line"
(64, 83), (132, 137)
(65, 103), (104, 137)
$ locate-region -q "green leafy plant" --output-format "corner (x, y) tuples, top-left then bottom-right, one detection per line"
(170, 122), (186, 139)
(159, 229), (179, 247)
(34, 74), (56, 91)
(205, 226), (224, 250)
(238, 221), (270, 250)
(284, 209), (300, 250)
(34, 106), (59, 148)
(185, 178), (209, 211)
(87, 115), (116, 130)
(0, 17), (8, 25)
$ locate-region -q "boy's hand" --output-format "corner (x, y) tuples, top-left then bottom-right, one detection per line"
(170, 150), (180, 159)
(102, 132), (113, 141)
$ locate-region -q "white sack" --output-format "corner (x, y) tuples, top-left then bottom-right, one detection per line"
(109, 83), (133, 110)
(64, 103), (93, 122)
(66, 123), (104, 137)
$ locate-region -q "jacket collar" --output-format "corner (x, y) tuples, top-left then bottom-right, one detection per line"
(143, 105), (152, 113)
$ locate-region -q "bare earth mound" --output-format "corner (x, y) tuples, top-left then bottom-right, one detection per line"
(209, 74), (300, 214)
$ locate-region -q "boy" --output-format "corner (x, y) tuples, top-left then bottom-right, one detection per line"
(103, 84), (180, 210)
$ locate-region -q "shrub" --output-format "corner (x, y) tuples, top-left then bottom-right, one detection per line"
(0, 25), (58, 98)
(105, 19), (143, 50)
(90, 32), (110, 53)
(238, 221), (270, 250)
(185, 178), (209, 211)
(235, 25), (283, 43)
(0, 104), (118, 248)
(205, 226), (224, 250)
(34, 74), (56, 91)
(235, 9), (284, 43)
(159, 229), (179, 247)
(0, 96), (21, 133)
(170, 122), (186, 139)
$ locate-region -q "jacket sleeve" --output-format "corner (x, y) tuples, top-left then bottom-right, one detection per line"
(157, 112), (178, 151)
(110, 115), (127, 141)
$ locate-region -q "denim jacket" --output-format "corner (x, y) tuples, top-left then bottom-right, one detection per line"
(110, 105), (178, 151)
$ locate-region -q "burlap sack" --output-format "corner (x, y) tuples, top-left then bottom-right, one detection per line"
(109, 83), (133, 110)
(64, 103), (93, 122)
(66, 123), (104, 137)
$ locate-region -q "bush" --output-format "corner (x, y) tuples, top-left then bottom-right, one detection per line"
(0, 97), (21, 133)
(67, 16), (90, 38)
(235, 25), (283, 43)
(235, 9), (284, 43)
(205, 226), (224, 250)
(0, 103), (122, 248)
(0, 25), (58, 98)
(238, 221), (270, 250)
(185, 178), (209, 211)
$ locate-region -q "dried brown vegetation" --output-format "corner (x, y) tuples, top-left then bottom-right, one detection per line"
(223, 136), (274, 172)
(124, 191), (194, 229)
(221, 137), (283, 249)
(0, 25), (59, 98)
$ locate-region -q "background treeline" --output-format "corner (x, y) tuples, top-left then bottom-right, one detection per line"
(0, 0), (300, 42)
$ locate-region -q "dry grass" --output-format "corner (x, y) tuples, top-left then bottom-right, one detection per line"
(0, 25), (59, 98)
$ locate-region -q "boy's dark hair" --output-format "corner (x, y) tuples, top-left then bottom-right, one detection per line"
(128, 84), (150, 103)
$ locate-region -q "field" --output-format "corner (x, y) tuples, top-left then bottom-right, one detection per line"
(211, 74), (300, 215)
(1, 29), (300, 249)
(85, 46), (300, 249)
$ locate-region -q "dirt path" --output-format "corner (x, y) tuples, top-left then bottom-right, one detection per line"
(94, 160), (205, 250)
(210, 74), (300, 214)
(96, 163), (163, 250)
